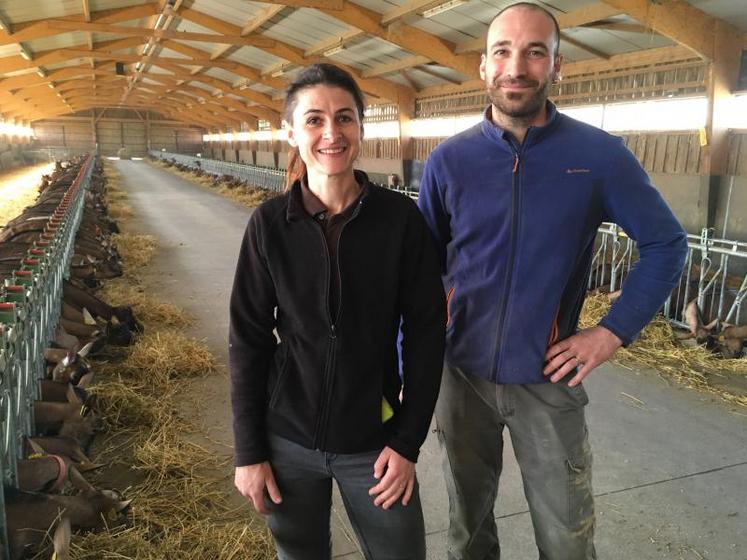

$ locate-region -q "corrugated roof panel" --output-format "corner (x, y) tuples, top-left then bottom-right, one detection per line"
(407, 67), (450, 89)
(24, 32), (91, 53)
(561, 26), (673, 58)
(261, 8), (351, 50)
(407, 16), (475, 45)
(0, 0), (80, 23)
(203, 66), (242, 83)
(227, 46), (287, 71)
(186, 0), (268, 27)
(247, 82), (276, 96)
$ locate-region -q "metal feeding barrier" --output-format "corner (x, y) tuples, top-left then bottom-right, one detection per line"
(151, 151), (746, 330)
(148, 150), (421, 199)
(0, 154), (94, 557)
(150, 150), (286, 192)
(589, 225), (747, 330)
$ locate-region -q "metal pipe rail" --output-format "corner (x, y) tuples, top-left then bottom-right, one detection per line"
(150, 150), (286, 192)
(151, 152), (745, 327)
(148, 150), (421, 199)
(590, 225), (747, 329)
(0, 154), (94, 557)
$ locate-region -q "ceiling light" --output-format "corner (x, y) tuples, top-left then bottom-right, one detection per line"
(36, 68), (47, 78)
(422, 0), (467, 18)
(323, 45), (345, 57)
(270, 68), (285, 78)
(19, 44), (33, 61)
(0, 13), (11, 32)
(48, 82), (55, 89)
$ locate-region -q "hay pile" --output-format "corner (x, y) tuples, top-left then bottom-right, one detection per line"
(112, 233), (158, 272)
(99, 279), (193, 328)
(0, 162), (54, 226)
(150, 158), (278, 208)
(580, 294), (747, 407)
(65, 163), (275, 559)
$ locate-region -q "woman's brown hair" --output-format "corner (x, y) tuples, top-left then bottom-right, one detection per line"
(283, 63), (366, 188)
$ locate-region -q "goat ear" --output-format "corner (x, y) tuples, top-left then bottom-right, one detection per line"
(607, 290), (622, 302)
(66, 383), (83, 405)
(77, 371), (94, 387)
(68, 465), (96, 494)
(684, 300), (703, 334)
(703, 318), (719, 331)
(110, 314), (120, 326)
(82, 307), (97, 326)
(52, 517), (71, 560)
(77, 341), (94, 358)
(116, 499), (133, 512)
(27, 438), (46, 455)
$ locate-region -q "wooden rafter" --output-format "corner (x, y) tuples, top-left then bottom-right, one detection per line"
(363, 55), (431, 78)
(304, 29), (365, 57)
(455, 1), (624, 54)
(603, 0), (743, 60)
(380, 0), (450, 26)
(0, 4), (158, 45)
(178, 9), (414, 105)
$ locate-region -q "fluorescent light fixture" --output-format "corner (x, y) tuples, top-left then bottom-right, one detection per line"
(363, 121), (399, 139)
(36, 68), (47, 78)
(154, 14), (165, 29)
(323, 45), (345, 57)
(48, 82), (55, 89)
(422, 0), (467, 18)
(19, 44), (33, 61)
(601, 97), (707, 132)
(0, 14), (11, 32)
(271, 68), (285, 78)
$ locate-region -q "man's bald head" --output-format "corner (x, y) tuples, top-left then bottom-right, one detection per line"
(490, 2), (560, 57)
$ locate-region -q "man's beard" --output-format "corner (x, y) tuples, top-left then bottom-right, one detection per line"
(486, 77), (552, 120)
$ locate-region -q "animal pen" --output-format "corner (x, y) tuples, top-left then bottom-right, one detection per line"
(0, 156), (94, 556)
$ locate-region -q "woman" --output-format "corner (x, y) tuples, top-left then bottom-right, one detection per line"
(229, 63), (445, 559)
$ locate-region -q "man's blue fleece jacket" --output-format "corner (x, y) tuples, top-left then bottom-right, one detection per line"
(418, 102), (688, 384)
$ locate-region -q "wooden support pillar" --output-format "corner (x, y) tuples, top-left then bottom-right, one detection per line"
(271, 124), (280, 169)
(145, 111), (152, 151)
(398, 96), (415, 186)
(702, 21), (743, 228)
(90, 109), (98, 153)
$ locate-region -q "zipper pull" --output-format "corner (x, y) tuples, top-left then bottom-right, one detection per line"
(330, 324), (337, 339)
(512, 154), (519, 174)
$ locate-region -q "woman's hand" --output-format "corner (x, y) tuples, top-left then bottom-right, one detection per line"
(368, 447), (416, 509)
(234, 462), (282, 515)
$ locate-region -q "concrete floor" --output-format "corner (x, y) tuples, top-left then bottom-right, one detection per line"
(114, 160), (747, 560)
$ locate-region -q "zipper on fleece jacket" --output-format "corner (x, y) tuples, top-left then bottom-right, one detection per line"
(312, 201), (363, 450)
(491, 151), (521, 382)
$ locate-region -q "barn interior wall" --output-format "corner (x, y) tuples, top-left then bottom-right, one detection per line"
(33, 114), (203, 157)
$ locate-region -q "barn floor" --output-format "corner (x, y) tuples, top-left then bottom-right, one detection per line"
(114, 159), (747, 560)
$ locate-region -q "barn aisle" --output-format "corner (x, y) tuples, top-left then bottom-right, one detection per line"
(111, 159), (365, 558)
(113, 159), (747, 560)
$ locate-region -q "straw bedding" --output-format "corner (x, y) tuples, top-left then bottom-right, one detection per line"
(580, 294), (747, 407)
(57, 163), (275, 559)
(149, 158), (278, 208)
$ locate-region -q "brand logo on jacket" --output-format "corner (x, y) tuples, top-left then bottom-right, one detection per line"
(566, 168), (591, 174)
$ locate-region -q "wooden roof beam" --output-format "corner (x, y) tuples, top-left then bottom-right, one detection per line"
(363, 55), (433, 78)
(603, 0), (743, 60)
(304, 29), (365, 57)
(455, 1), (623, 54)
(380, 0), (454, 26)
(34, 20), (277, 49)
(0, 3), (158, 45)
(317, 1), (479, 78)
(179, 8), (415, 105)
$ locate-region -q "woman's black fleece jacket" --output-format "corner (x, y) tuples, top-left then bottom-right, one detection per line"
(229, 173), (446, 467)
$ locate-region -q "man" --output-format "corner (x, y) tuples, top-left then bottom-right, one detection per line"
(418, 3), (688, 559)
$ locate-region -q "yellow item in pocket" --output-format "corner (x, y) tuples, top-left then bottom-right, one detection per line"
(381, 397), (394, 423)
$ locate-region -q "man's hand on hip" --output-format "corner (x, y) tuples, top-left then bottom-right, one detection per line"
(544, 326), (623, 386)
